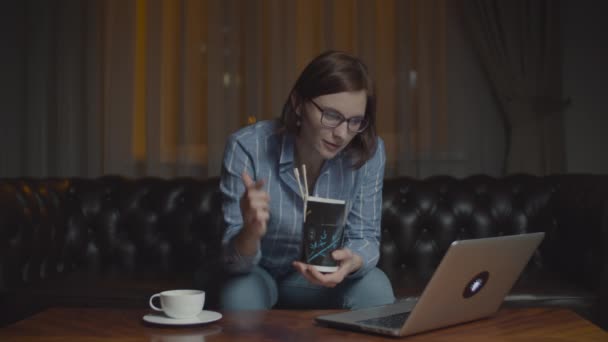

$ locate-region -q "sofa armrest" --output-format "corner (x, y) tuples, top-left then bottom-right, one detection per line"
(0, 182), (32, 292)
(549, 175), (608, 330)
(548, 176), (607, 283)
(0, 180), (73, 292)
(0, 182), (53, 325)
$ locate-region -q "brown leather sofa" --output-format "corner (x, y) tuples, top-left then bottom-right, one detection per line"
(1, 174), (606, 329)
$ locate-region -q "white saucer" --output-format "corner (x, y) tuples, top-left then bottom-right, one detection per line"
(143, 310), (222, 325)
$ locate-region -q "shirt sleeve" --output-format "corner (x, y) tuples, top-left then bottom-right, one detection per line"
(343, 138), (386, 278)
(220, 133), (262, 274)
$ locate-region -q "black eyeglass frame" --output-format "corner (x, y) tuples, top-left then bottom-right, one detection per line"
(308, 99), (369, 133)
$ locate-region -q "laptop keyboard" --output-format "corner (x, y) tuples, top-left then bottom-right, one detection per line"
(356, 311), (410, 330)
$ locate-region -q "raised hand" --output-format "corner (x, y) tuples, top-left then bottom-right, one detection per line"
(239, 171), (270, 240)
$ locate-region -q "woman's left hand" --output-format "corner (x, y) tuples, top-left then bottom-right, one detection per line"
(292, 248), (363, 288)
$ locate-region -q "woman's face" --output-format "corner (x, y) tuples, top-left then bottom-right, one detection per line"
(298, 90), (367, 161)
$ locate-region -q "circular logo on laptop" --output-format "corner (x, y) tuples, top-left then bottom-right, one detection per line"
(462, 271), (489, 298)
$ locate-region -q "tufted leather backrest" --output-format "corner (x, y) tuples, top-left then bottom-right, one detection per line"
(1, 174), (606, 294)
(378, 174), (608, 291)
(0, 176), (223, 288)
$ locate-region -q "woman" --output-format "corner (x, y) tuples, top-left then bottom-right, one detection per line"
(220, 50), (394, 310)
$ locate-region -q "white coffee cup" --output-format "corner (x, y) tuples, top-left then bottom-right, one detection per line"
(149, 289), (205, 319)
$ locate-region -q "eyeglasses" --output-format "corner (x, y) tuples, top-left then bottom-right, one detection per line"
(309, 99), (369, 133)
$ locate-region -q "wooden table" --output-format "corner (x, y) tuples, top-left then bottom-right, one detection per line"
(0, 307), (606, 341)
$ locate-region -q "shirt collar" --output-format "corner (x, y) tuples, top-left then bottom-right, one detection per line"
(279, 132), (295, 172)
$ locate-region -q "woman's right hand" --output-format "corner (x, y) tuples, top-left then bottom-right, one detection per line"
(239, 171), (270, 241)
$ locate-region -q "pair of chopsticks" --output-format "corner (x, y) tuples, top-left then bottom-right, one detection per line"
(294, 165), (308, 222)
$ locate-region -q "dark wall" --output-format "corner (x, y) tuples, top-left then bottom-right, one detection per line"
(1, 1), (607, 177)
(561, 0), (608, 173)
(0, 1), (26, 176)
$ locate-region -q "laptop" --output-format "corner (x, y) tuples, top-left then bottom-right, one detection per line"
(315, 232), (545, 337)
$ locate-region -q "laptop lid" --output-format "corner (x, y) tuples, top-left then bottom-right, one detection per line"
(315, 232), (545, 337)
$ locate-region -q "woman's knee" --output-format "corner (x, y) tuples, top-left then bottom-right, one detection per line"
(220, 267), (278, 311)
(343, 267), (395, 309)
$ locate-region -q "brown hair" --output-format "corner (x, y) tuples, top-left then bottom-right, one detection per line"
(280, 50), (378, 169)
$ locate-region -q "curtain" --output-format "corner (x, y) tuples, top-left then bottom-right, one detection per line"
(3, 0), (100, 177)
(4, 0), (467, 179)
(396, 0), (449, 177)
(463, 0), (568, 175)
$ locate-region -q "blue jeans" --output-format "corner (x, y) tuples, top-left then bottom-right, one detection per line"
(220, 266), (395, 311)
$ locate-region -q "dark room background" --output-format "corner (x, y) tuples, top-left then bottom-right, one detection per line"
(1, 0), (606, 179)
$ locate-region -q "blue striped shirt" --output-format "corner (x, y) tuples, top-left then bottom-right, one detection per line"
(220, 120), (385, 279)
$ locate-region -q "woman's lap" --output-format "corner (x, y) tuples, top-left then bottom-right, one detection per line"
(220, 266), (395, 311)
(220, 266), (278, 310)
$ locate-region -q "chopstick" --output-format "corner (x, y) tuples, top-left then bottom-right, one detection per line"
(294, 165), (309, 222)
